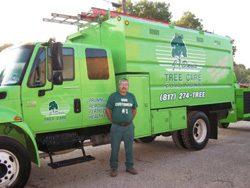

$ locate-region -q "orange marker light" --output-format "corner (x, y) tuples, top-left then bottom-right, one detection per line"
(14, 116), (22, 121)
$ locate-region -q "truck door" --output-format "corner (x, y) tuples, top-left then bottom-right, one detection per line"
(116, 75), (151, 138)
(21, 45), (82, 133)
(78, 47), (116, 127)
(129, 75), (151, 138)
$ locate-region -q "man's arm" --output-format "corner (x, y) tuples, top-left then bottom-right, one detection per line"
(132, 109), (137, 120)
(105, 108), (112, 122)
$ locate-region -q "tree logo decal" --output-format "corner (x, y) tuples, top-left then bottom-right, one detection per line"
(49, 100), (58, 115)
(40, 101), (70, 120)
(171, 34), (188, 70)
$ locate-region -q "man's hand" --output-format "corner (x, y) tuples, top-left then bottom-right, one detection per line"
(132, 109), (137, 120)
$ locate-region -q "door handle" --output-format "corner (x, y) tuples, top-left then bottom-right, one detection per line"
(74, 99), (81, 113)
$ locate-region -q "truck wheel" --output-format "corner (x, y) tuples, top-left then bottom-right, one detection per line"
(172, 130), (187, 149)
(136, 135), (156, 143)
(220, 123), (229, 129)
(181, 111), (210, 150)
(0, 135), (31, 188)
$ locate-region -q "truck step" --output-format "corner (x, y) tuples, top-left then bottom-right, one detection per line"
(47, 141), (95, 169)
(48, 155), (95, 169)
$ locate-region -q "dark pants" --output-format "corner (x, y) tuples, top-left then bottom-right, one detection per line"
(110, 123), (134, 169)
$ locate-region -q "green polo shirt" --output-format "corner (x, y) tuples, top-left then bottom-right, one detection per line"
(106, 91), (138, 123)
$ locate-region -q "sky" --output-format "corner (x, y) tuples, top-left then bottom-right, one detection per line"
(0, 0), (248, 68)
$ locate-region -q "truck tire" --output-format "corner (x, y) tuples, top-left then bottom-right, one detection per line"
(220, 123), (229, 129)
(181, 111), (210, 150)
(136, 135), (156, 143)
(0, 135), (31, 188)
(172, 130), (187, 149)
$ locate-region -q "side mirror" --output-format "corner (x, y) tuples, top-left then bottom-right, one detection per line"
(52, 42), (63, 71)
(38, 72), (63, 96)
(39, 40), (64, 97)
(53, 72), (63, 85)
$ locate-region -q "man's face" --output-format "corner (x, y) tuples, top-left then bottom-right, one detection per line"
(119, 80), (129, 94)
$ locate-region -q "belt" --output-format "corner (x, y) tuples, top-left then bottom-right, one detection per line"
(112, 121), (132, 127)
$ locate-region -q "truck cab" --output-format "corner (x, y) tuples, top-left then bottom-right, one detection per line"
(0, 41), (116, 187)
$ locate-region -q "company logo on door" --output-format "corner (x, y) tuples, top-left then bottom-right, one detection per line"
(49, 101), (62, 116)
(40, 100), (70, 124)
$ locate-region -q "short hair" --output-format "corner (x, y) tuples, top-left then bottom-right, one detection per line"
(119, 78), (129, 85)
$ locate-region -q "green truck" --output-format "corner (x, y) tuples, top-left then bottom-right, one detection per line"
(0, 8), (245, 187)
(220, 82), (250, 128)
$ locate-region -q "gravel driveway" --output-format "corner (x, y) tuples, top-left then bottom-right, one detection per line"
(25, 121), (250, 188)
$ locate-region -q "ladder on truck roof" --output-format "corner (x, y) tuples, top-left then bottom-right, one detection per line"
(43, 7), (170, 31)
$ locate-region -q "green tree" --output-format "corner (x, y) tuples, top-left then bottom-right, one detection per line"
(0, 43), (13, 52)
(116, 0), (172, 23)
(230, 38), (250, 83)
(174, 11), (203, 30)
(234, 63), (250, 83)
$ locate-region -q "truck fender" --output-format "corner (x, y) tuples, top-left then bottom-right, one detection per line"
(2, 122), (40, 167)
(0, 108), (23, 124)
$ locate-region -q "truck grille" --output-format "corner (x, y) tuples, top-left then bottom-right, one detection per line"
(244, 91), (250, 114)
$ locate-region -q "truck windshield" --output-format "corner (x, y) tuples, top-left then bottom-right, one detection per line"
(0, 45), (34, 86)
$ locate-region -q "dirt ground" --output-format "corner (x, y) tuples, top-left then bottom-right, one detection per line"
(25, 121), (250, 188)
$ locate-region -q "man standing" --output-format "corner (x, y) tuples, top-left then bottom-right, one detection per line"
(105, 78), (138, 177)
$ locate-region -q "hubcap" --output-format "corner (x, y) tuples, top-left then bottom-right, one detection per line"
(0, 150), (19, 187)
(193, 119), (207, 143)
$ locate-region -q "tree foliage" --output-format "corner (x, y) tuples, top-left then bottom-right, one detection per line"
(234, 63), (250, 83)
(174, 11), (203, 30)
(230, 39), (250, 83)
(116, 0), (172, 23)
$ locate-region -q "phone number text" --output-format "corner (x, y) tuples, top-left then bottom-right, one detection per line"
(160, 91), (206, 102)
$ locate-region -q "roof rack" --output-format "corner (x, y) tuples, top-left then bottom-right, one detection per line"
(43, 7), (170, 31)
(43, 13), (85, 26)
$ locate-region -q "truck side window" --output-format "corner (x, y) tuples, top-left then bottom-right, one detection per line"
(27, 47), (46, 88)
(85, 48), (109, 80)
(48, 48), (74, 81)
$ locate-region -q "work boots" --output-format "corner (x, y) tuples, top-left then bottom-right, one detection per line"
(126, 168), (138, 175)
(110, 169), (117, 177)
(110, 168), (138, 177)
